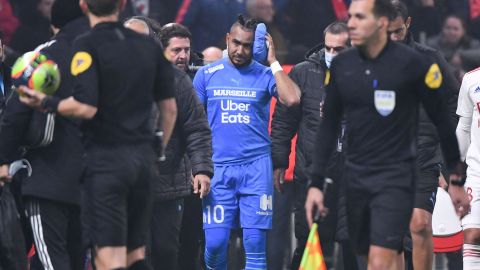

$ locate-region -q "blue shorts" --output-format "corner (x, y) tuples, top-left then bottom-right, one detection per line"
(203, 154), (273, 229)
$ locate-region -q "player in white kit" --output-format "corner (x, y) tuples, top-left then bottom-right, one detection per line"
(456, 67), (480, 269)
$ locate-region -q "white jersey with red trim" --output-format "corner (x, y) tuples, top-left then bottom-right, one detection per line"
(457, 68), (480, 178)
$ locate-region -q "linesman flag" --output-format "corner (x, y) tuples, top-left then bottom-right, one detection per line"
(299, 222), (327, 270)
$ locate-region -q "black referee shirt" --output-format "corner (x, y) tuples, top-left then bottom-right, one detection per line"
(71, 22), (174, 144)
(311, 41), (460, 188)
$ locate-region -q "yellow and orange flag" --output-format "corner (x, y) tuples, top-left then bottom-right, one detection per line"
(299, 223), (327, 270)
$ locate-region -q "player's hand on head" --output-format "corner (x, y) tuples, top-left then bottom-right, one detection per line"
(193, 174), (211, 199)
(0, 164), (11, 187)
(273, 168), (285, 193)
(305, 187), (326, 228)
(17, 86), (47, 109)
(266, 34), (277, 65)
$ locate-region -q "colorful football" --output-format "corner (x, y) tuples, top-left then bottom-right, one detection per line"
(11, 51), (61, 95)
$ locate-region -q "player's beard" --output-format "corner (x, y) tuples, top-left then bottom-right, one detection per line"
(175, 59), (188, 71)
(228, 53), (251, 68)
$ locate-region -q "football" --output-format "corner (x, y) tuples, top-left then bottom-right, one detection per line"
(11, 51), (61, 95)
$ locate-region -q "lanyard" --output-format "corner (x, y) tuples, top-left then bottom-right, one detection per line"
(0, 72), (4, 96)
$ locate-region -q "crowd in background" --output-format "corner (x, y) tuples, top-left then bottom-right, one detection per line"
(1, 0), (480, 81)
(0, 0), (479, 269)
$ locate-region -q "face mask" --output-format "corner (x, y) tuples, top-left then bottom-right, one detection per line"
(325, 51), (334, 68)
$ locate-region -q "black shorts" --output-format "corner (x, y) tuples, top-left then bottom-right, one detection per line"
(344, 161), (415, 255)
(82, 143), (154, 249)
(414, 163), (441, 213)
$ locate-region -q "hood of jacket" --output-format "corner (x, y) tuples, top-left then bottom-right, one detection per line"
(304, 43), (328, 69)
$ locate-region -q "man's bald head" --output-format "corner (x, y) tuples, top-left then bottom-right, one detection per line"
(202, 47), (223, 64)
(124, 18), (150, 35)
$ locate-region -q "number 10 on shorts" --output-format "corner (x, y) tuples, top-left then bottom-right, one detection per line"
(203, 205), (225, 224)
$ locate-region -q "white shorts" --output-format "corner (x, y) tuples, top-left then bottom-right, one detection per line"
(462, 176), (480, 230)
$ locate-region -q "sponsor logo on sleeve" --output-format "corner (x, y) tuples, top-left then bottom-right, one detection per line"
(425, 63), (443, 89)
(71, 52), (92, 76)
(474, 86), (480, 93)
(205, 64), (225, 74)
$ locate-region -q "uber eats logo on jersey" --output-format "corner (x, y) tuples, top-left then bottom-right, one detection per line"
(425, 63), (443, 89)
(220, 100), (251, 124)
(71, 52), (92, 76)
(215, 89), (256, 124)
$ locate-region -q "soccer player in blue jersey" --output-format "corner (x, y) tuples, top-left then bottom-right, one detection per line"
(193, 15), (301, 270)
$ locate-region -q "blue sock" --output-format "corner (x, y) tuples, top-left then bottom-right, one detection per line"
(204, 228), (230, 270)
(243, 228), (267, 270)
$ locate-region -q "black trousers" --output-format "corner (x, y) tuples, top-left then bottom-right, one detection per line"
(178, 194), (204, 270)
(267, 182), (294, 270)
(150, 198), (184, 270)
(0, 185), (27, 270)
(25, 197), (83, 270)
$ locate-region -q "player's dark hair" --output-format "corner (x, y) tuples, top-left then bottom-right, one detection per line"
(158, 23), (192, 48)
(231, 14), (258, 33)
(323, 21), (349, 38)
(372, 0), (396, 20)
(84, 0), (121, 16)
(391, 0), (409, 21)
(323, 21), (351, 46)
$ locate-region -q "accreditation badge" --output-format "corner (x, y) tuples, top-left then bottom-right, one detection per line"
(374, 90), (395, 116)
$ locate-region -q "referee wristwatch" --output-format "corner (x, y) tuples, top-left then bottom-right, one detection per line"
(450, 178), (466, 187)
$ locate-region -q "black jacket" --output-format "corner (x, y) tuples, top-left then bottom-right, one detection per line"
(272, 45), (344, 245)
(152, 67), (213, 201)
(407, 33), (460, 169)
(0, 17), (89, 205)
(0, 63), (12, 117)
(186, 51), (204, 79)
(311, 41), (460, 190)
(271, 44), (327, 184)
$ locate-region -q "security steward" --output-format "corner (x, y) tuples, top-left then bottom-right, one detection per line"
(157, 22), (209, 270)
(305, 0), (468, 269)
(271, 22), (351, 269)
(17, 0), (177, 269)
(0, 1), (89, 269)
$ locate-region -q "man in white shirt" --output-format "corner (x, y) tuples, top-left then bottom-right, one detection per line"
(456, 67), (480, 269)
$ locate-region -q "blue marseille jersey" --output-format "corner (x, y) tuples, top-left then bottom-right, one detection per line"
(194, 58), (277, 164)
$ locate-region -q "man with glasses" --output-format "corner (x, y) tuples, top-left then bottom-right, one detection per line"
(271, 21), (350, 269)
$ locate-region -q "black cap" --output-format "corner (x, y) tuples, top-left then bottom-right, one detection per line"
(51, 0), (84, 29)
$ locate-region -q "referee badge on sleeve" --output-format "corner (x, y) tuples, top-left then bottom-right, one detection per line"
(71, 52), (92, 76)
(425, 63), (442, 90)
(374, 90), (395, 116)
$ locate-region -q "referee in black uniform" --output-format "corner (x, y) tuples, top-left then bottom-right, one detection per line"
(18, 0), (177, 269)
(305, 0), (469, 269)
